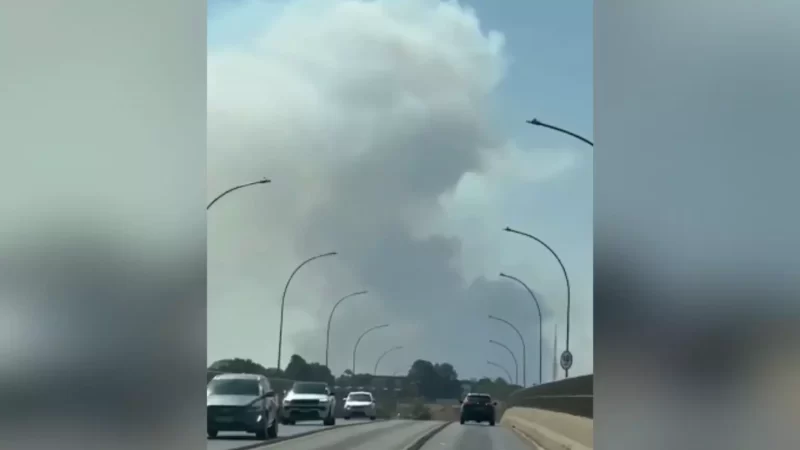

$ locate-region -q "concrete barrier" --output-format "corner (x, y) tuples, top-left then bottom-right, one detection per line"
(501, 375), (593, 449)
(501, 407), (593, 450)
(506, 375), (593, 418)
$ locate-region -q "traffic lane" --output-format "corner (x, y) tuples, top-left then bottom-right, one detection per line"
(418, 422), (533, 450)
(207, 421), (349, 450)
(264, 419), (447, 450)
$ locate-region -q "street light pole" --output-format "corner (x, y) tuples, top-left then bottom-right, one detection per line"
(352, 324), (389, 374)
(489, 340), (519, 385)
(499, 273), (544, 384)
(277, 252), (337, 370)
(526, 118), (593, 147)
(488, 315), (527, 387)
(374, 346), (403, 375)
(325, 290), (368, 368)
(503, 227), (572, 377)
(487, 361), (513, 385)
(207, 177), (271, 210)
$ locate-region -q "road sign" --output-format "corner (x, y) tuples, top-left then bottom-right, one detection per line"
(560, 350), (573, 371)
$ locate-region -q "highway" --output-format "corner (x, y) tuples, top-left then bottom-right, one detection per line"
(207, 420), (358, 450)
(208, 419), (446, 450)
(418, 422), (533, 450)
(208, 419), (534, 450)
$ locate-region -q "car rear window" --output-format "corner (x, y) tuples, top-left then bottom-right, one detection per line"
(348, 393), (372, 402)
(466, 395), (492, 403)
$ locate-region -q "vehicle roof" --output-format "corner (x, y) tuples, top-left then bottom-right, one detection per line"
(212, 373), (264, 380)
(293, 381), (327, 385)
(347, 391), (373, 396)
(466, 393), (492, 397)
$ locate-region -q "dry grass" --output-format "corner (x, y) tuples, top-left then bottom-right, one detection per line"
(425, 404), (460, 421)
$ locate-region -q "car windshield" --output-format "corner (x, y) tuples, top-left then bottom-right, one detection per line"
(208, 378), (260, 396)
(292, 382), (328, 395)
(348, 394), (372, 402)
(466, 395), (491, 404)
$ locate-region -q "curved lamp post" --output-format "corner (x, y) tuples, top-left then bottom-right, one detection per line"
(499, 272), (544, 384)
(352, 324), (389, 374)
(487, 361), (513, 385)
(489, 315), (527, 387)
(489, 339), (519, 385)
(277, 252), (337, 369)
(325, 290), (368, 368)
(526, 118), (593, 147)
(503, 226), (572, 378)
(374, 346), (404, 375)
(207, 177), (271, 210)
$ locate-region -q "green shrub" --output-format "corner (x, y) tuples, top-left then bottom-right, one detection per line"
(409, 400), (432, 420)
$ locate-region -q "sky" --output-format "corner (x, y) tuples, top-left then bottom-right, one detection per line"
(207, 0), (593, 384)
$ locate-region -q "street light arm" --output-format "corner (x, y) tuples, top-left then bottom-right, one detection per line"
(489, 340), (519, 385)
(488, 314), (528, 386)
(277, 251), (338, 369)
(526, 118), (594, 147)
(325, 290), (368, 367)
(503, 226), (572, 378)
(373, 346), (403, 375)
(487, 361), (513, 385)
(207, 178), (271, 210)
(499, 272), (544, 384)
(352, 324), (390, 374)
(488, 315), (526, 354)
(498, 273), (543, 327)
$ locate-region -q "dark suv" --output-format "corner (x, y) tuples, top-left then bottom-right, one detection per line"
(207, 373), (279, 439)
(459, 393), (497, 425)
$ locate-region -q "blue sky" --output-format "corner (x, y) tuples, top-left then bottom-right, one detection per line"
(207, 0), (593, 381)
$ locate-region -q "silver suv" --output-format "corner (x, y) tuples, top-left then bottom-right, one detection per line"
(207, 373), (279, 439)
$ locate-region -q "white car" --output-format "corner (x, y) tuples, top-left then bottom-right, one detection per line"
(280, 382), (337, 426)
(343, 391), (377, 420)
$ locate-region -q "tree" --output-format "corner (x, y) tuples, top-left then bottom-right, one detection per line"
(406, 359), (463, 400)
(335, 371), (375, 389)
(209, 358), (269, 376)
(283, 354), (334, 385)
(469, 376), (521, 400)
(306, 362), (334, 385)
(210, 354), (521, 401)
(434, 362), (458, 381)
(284, 354), (310, 380)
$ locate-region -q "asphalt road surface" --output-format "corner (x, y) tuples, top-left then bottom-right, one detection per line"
(418, 422), (533, 450)
(206, 420), (362, 450)
(211, 419), (446, 450)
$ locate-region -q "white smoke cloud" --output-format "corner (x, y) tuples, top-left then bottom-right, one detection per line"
(208, 0), (585, 379)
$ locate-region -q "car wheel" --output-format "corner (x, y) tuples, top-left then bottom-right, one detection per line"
(255, 427), (266, 440)
(344, 416), (350, 420)
(207, 429), (218, 439)
(489, 420), (495, 426)
(370, 416), (376, 421)
(267, 416), (279, 438)
(460, 418), (465, 425)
